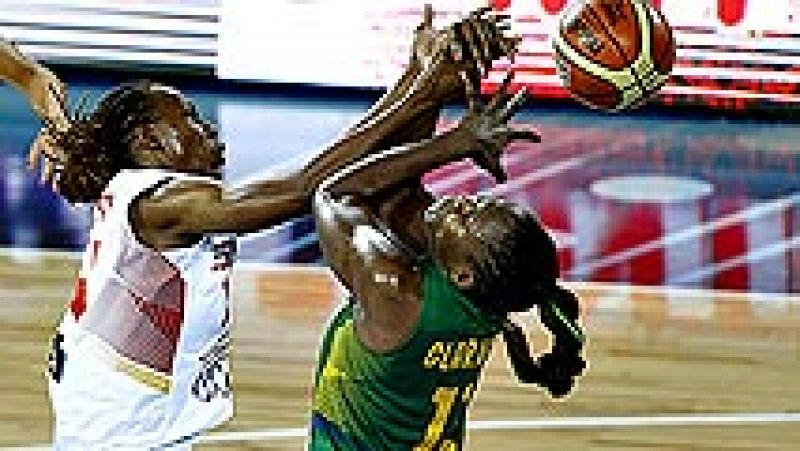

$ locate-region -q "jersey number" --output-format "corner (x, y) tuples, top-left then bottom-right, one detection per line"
(414, 384), (476, 451)
(47, 333), (66, 383)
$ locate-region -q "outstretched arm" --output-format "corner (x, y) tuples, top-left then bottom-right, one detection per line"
(319, 74), (532, 200)
(134, 6), (520, 246)
(294, 5), (518, 195)
(313, 76), (536, 294)
(309, 76), (536, 352)
(0, 39), (69, 183)
(132, 62), (454, 250)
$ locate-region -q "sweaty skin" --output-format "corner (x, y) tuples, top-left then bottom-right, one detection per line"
(313, 75), (536, 351)
(132, 7), (520, 251)
(13, 6), (518, 252)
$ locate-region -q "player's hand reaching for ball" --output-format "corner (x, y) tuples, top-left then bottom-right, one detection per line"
(448, 4), (520, 90)
(410, 3), (520, 103)
(457, 71), (539, 183)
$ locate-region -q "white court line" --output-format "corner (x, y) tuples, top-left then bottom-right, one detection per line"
(197, 412), (800, 443)
(561, 280), (800, 304)
(15, 412), (797, 448)
(672, 235), (800, 285)
(0, 246), (81, 260)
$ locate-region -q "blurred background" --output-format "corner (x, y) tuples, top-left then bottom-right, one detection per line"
(0, 0), (798, 293)
(0, 1), (798, 449)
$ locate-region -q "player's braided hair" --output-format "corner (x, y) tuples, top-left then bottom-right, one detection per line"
(456, 198), (558, 315)
(501, 287), (586, 398)
(51, 81), (181, 203)
(456, 199), (586, 396)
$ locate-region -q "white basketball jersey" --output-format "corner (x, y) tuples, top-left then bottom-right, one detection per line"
(49, 169), (236, 449)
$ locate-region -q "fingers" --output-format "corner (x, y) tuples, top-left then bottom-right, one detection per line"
(28, 135), (42, 171)
(451, 22), (482, 85)
(456, 17), (493, 78)
(46, 82), (68, 123)
(421, 3), (433, 29)
(477, 9), (516, 60)
(471, 5), (493, 18)
(486, 70), (515, 114)
(496, 127), (541, 143)
(42, 155), (55, 185)
(47, 80), (66, 109)
(42, 151), (66, 189)
(459, 22), (488, 78)
(31, 67), (69, 124)
(472, 146), (507, 183)
(460, 71), (481, 111)
(496, 86), (528, 125)
(474, 19), (497, 68)
(449, 8), (508, 76)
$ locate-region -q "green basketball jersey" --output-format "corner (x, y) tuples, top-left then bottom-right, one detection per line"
(310, 260), (504, 450)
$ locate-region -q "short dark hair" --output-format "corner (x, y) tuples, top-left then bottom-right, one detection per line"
(53, 80), (194, 203)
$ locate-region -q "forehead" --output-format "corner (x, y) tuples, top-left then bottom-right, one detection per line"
(427, 196), (517, 244)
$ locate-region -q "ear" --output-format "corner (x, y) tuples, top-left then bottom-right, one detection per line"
(449, 264), (476, 289)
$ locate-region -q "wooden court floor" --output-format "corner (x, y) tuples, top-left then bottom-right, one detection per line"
(0, 253), (798, 450)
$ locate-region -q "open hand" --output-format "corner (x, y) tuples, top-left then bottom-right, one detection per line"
(411, 3), (520, 102)
(458, 71), (539, 183)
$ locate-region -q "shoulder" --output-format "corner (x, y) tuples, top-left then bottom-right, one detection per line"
(137, 172), (222, 207)
(130, 172), (222, 245)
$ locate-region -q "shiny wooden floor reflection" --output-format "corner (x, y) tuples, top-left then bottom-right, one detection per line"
(0, 253), (798, 450)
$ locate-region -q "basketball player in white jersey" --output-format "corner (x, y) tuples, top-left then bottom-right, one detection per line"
(14, 5), (521, 449)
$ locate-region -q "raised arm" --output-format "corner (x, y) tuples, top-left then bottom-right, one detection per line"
(296, 5), (519, 194)
(0, 39), (67, 125)
(320, 75), (534, 201)
(131, 61), (455, 250)
(312, 76), (536, 294)
(133, 7), (520, 246)
(340, 4), (518, 146)
(309, 76), (536, 352)
(0, 39), (70, 183)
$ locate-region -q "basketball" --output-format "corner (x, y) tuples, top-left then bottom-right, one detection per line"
(552, 0), (676, 112)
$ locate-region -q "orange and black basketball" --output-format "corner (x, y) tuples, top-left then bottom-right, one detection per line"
(552, 0), (676, 112)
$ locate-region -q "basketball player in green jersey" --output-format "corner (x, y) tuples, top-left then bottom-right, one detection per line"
(4, 5), (526, 447)
(310, 72), (587, 450)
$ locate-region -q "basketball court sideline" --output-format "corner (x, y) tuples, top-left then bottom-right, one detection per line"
(1, 252), (798, 450)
